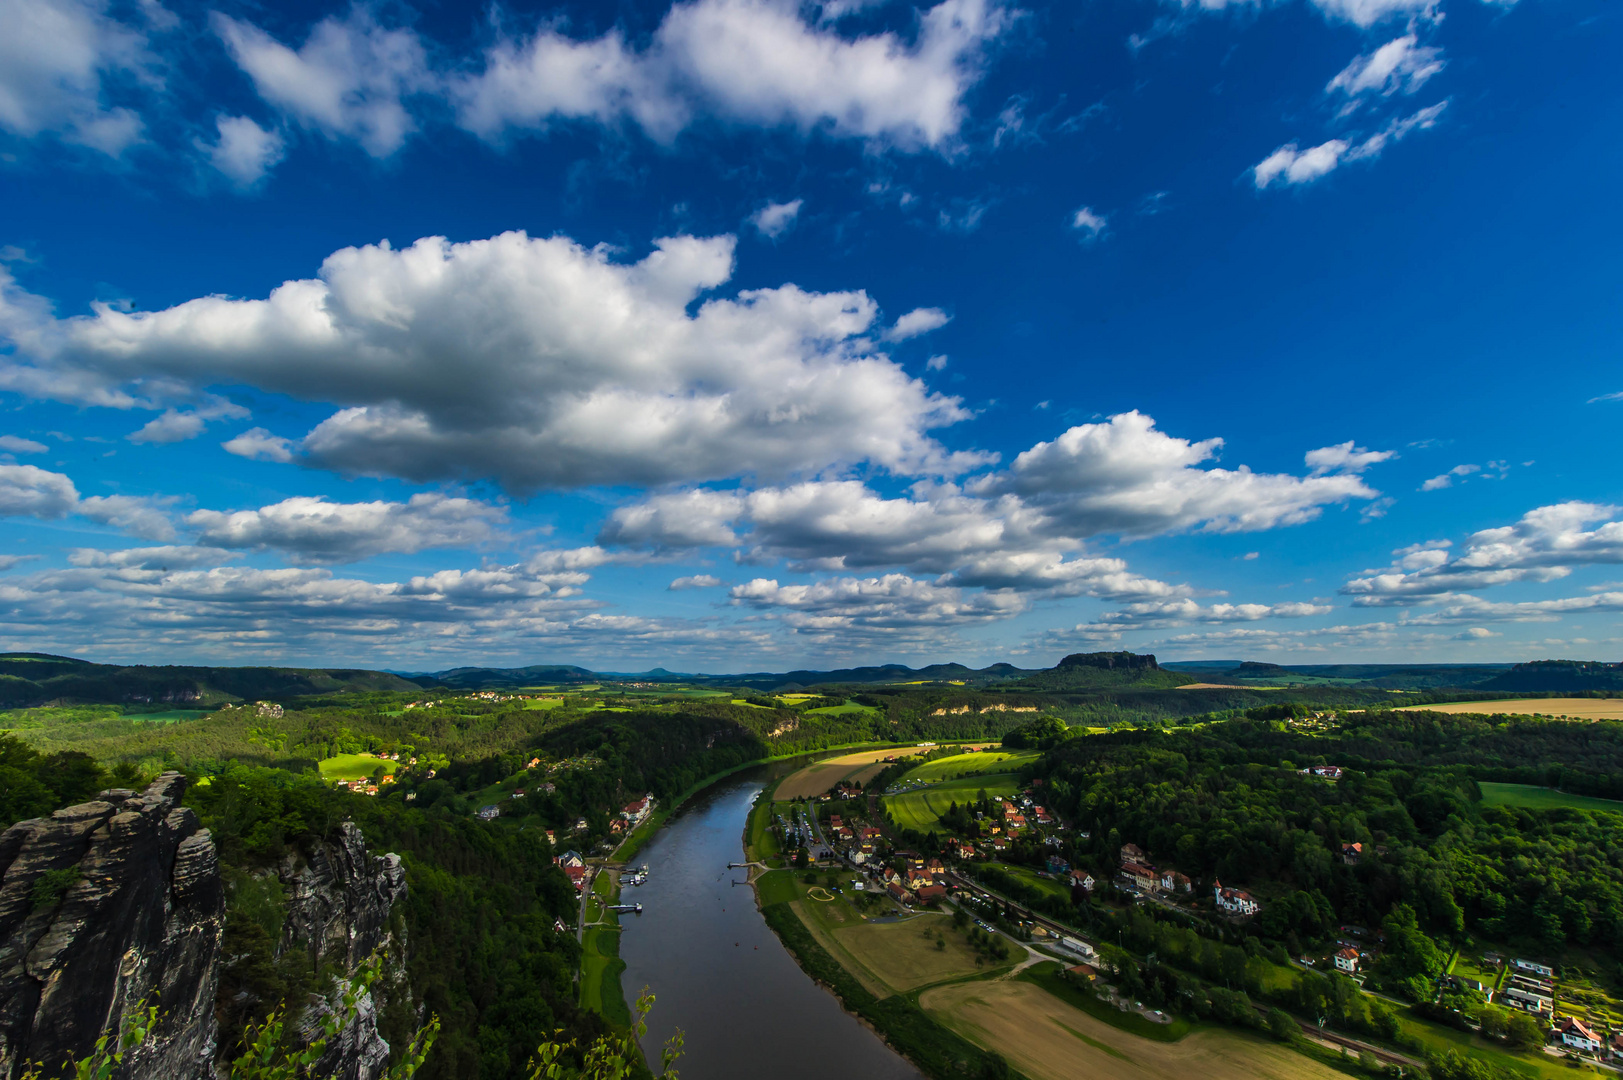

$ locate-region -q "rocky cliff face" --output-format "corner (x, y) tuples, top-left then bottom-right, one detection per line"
(1057, 650), (1160, 670)
(0, 780), (408, 1080)
(276, 822), (407, 1080)
(0, 773), (223, 1080)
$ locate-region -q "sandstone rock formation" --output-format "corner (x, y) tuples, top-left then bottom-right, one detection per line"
(0, 773), (223, 1080)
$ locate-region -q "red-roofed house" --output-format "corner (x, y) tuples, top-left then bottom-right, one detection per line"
(622, 793), (656, 825)
(1121, 861), (1157, 892)
(1558, 1017), (1601, 1054)
(1334, 947), (1360, 972)
(1214, 880), (1261, 916)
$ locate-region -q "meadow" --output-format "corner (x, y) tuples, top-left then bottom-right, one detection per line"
(1479, 782), (1623, 813)
(317, 752), (394, 780)
(903, 749), (1038, 783)
(885, 773), (1021, 832)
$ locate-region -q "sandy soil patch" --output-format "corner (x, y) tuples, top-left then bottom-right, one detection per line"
(920, 981), (1345, 1080)
(1175, 683), (1250, 690)
(1397, 698), (1623, 719)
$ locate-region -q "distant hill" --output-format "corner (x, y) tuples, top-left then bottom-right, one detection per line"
(427, 664), (599, 689)
(996, 652), (1195, 691)
(1156, 660), (1516, 690)
(0, 653), (421, 707)
(1478, 660), (1623, 693)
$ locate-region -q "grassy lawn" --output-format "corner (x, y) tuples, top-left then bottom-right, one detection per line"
(122, 708), (209, 722)
(885, 773), (1022, 832)
(580, 871), (630, 1026)
(805, 702), (875, 717)
(903, 750), (1040, 784)
(755, 869), (799, 906)
(317, 752), (393, 781)
(1479, 782), (1623, 814)
(999, 864), (1070, 904)
(521, 697), (565, 710)
(1399, 1014), (1570, 1079)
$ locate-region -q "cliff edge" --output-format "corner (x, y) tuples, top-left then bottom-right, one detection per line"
(0, 772), (223, 1080)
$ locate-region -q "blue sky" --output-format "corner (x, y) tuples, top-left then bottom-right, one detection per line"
(0, 0), (1618, 671)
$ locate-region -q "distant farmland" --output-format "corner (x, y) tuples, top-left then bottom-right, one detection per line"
(1396, 697), (1623, 719)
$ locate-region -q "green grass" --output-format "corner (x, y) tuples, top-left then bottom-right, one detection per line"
(1479, 782), (1623, 814)
(1398, 1014), (1569, 1080)
(804, 702), (875, 717)
(755, 869), (799, 907)
(999, 864), (1070, 904)
(885, 773), (1022, 833)
(521, 697), (566, 710)
(317, 753), (394, 781)
(580, 871), (630, 1026)
(1020, 961), (1193, 1042)
(902, 750), (1040, 784)
(122, 708), (209, 722)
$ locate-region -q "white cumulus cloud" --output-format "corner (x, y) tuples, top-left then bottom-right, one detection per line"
(883, 307), (952, 341)
(213, 9), (431, 158)
(1344, 502), (1623, 604)
(1328, 36), (1444, 99)
(749, 199), (804, 238)
(188, 493), (510, 565)
(221, 427), (296, 463)
(200, 114), (286, 187)
(0, 229), (984, 492)
(0, 0), (152, 155)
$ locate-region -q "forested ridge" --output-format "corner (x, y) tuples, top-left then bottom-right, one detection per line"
(1039, 710), (1623, 961)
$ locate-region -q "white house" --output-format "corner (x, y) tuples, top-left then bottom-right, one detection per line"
(1334, 947), (1360, 973)
(1214, 880), (1261, 916)
(1557, 1017), (1601, 1054)
(622, 793), (656, 825)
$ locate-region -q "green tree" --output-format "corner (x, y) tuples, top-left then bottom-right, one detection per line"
(1265, 1008), (1296, 1042)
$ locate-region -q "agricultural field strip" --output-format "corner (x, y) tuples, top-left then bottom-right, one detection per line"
(885, 773), (1021, 832)
(920, 980), (1349, 1080)
(1396, 698), (1623, 719)
(1478, 782), (1623, 813)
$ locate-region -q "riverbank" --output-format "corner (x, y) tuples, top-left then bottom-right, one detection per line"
(589, 741), (907, 1027)
(742, 770), (1023, 1080)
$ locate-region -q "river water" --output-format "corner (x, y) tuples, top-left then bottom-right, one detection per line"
(618, 766), (923, 1080)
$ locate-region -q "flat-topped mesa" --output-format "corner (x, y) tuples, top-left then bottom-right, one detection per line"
(1055, 651), (1160, 671)
(0, 772), (224, 1080)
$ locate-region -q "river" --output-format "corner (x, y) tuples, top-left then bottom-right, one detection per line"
(618, 766), (923, 1079)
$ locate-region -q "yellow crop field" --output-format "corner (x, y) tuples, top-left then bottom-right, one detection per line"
(1396, 698), (1623, 720)
(920, 981), (1346, 1080)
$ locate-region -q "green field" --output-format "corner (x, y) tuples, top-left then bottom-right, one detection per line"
(903, 750), (1039, 784)
(580, 871), (630, 1026)
(317, 753), (394, 781)
(805, 702), (874, 717)
(885, 773), (1021, 832)
(1479, 782), (1623, 814)
(755, 869), (799, 906)
(999, 864), (1070, 903)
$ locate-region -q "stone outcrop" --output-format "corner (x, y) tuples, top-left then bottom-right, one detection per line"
(0, 773), (224, 1080)
(276, 822), (407, 1080)
(1057, 651), (1159, 670)
(279, 822), (405, 972)
(0, 780), (408, 1080)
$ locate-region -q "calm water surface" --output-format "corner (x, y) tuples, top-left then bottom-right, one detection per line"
(618, 768), (923, 1080)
